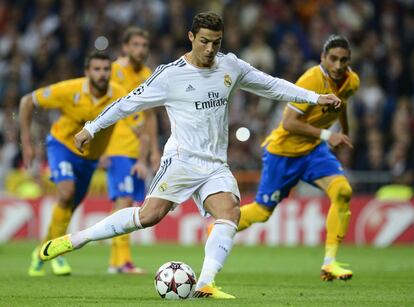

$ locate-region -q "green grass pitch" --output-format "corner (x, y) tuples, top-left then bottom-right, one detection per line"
(0, 242), (413, 306)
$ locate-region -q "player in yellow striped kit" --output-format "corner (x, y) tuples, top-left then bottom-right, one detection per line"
(20, 51), (126, 276)
(105, 27), (160, 274)
(238, 35), (359, 281)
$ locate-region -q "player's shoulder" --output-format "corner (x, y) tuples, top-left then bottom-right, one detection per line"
(111, 61), (124, 73)
(216, 52), (239, 64)
(52, 77), (85, 92)
(216, 52), (248, 75)
(347, 67), (360, 91)
(301, 65), (324, 80)
(111, 60), (127, 81)
(145, 57), (187, 84)
(296, 65), (324, 88)
(112, 60), (123, 70)
(157, 57), (187, 71)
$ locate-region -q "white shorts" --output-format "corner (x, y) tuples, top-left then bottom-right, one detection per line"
(146, 152), (240, 217)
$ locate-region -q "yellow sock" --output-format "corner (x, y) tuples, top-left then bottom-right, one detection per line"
(110, 234), (132, 267)
(238, 202), (273, 232)
(325, 176), (352, 260)
(44, 204), (73, 242)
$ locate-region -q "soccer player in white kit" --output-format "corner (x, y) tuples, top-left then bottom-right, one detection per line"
(39, 12), (341, 299)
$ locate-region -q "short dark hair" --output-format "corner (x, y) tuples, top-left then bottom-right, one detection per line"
(323, 35), (351, 54)
(122, 27), (149, 44)
(84, 50), (111, 69)
(190, 11), (224, 36)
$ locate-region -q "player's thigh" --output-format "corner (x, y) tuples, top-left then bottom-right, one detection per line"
(107, 156), (145, 203)
(203, 192), (240, 223)
(313, 175), (344, 191)
(72, 157), (98, 206)
(193, 165), (240, 218)
(255, 149), (302, 210)
(139, 197), (175, 227)
(46, 135), (77, 185)
(147, 156), (200, 205)
(302, 142), (344, 186)
(46, 135), (97, 207)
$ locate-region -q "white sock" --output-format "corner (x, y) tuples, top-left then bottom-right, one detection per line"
(323, 257), (335, 266)
(196, 219), (237, 289)
(71, 207), (142, 248)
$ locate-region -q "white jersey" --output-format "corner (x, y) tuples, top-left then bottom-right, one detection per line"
(85, 53), (319, 163)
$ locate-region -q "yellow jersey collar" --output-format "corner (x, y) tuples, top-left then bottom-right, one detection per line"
(319, 64), (351, 93)
(82, 79), (113, 102)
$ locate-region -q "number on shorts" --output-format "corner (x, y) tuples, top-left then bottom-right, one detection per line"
(58, 161), (74, 176)
(119, 176), (133, 193)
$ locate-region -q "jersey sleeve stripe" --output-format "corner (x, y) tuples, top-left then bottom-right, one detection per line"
(92, 99), (121, 122)
(287, 103), (305, 114)
(145, 59), (186, 86)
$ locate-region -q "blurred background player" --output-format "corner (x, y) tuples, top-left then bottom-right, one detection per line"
(104, 27), (160, 274)
(20, 51), (126, 277)
(236, 35), (359, 281)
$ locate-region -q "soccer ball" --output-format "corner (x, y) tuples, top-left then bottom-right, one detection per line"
(154, 261), (197, 299)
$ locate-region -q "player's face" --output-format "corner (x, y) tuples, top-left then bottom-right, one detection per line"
(85, 59), (111, 92)
(321, 47), (351, 81)
(189, 28), (222, 67)
(123, 35), (149, 66)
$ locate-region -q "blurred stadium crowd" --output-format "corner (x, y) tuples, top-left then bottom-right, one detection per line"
(0, 0), (413, 195)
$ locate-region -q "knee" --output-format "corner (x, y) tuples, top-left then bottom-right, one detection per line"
(139, 208), (165, 228)
(258, 203), (273, 222)
(218, 203), (240, 225)
(57, 188), (75, 207)
(327, 177), (352, 204)
(139, 212), (160, 228)
(229, 205), (241, 225)
(338, 181), (352, 203)
(114, 197), (134, 210)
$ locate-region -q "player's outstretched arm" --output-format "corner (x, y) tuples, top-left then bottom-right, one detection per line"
(236, 57), (341, 107)
(79, 66), (168, 144)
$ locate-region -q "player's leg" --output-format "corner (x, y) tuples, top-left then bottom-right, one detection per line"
(29, 181), (75, 277)
(29, 136), (76, 276)
(238, 149), (300, 231)
(315, 175), (352, 281)
(193, 191), (239, 299)
(108, 197), (146, 274)
(304, 143), (352, 281)
(50, 150), (98, 275)
(48, 180), (76, 276)
(39, 197), (174, 261)
(106, 156), (146, 274)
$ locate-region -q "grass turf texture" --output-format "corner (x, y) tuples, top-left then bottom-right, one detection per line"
(0, 242), (413, 306)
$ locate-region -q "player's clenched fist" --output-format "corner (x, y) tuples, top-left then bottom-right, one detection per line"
(317, 94), (341, 108)
(74, 129), (92, 153)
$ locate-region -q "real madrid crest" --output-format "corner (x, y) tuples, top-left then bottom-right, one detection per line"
(159, 182), (168, 192)
(224, 74), (232, 87)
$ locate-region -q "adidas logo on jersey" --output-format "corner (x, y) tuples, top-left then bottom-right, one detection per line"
(186, 84), (195, 92)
